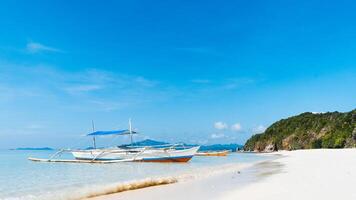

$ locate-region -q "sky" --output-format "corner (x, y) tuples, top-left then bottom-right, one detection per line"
(0, 0), (355, 148)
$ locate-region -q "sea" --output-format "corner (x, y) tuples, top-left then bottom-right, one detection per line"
(0, 150), (269, 200)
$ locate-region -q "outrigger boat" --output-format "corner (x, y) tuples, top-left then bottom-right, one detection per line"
(195, 150), (230, 156)
(29, 119), (199, 163)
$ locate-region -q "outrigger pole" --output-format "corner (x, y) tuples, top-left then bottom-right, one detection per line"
(92, 120), (96, 149)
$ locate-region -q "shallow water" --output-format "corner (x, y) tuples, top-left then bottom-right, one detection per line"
(0, 150), (268, 200)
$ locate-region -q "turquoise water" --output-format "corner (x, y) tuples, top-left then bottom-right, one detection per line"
(0, 150), (266, 200)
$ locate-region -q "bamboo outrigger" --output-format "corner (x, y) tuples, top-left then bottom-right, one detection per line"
(28, 157), (142, 163)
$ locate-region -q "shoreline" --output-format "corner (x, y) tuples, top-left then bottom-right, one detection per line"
(87, 149), (356, 200)
(85, 153), (279, 200)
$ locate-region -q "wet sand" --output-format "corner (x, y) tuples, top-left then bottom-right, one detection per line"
(87, 154), (280, 200)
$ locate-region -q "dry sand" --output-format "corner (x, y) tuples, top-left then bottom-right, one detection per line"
(223, 149), (356, 200)
(88, 149), (356, 200)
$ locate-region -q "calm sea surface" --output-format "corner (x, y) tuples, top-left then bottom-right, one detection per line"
(0, 150), (267, 200)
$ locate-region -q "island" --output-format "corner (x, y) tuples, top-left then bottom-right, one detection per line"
(244, 109), (356, 152)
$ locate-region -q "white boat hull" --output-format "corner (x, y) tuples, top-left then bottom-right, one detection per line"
(71, 146), (199, 162)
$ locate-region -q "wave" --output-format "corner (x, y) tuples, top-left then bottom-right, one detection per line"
(0, 177), (177, 200)
(80, 177), (178, 199)
(76, 163), (253, 200)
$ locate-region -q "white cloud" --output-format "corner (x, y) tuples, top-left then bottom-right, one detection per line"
(210, 133), (225, 139)
(134, 76), (157, 87)
(222, 78), (255, 90)
(214, 121), (228, 130)
(231, 123), (242, 132)
(26, 42), (63, 53)
(26, 124), (44, 130)
(253, 125), (266, 133)
(65, 84), (102, 94)
(311, 111), (325, 114)
(0, 62), (167, 112)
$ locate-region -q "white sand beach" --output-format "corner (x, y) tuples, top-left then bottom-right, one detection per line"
(88, 149), (356, 200)
(224, 149), (356, 200)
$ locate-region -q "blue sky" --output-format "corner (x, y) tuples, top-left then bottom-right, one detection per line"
(0, 0), (355, 148)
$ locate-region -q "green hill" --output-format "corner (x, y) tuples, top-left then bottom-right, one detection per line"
(244, 109), (356, 152)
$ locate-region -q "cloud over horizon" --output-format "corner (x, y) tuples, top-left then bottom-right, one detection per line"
(231, 123), (242, 132)
(210, 133), (225, 139)
(214, 121), (228, 130)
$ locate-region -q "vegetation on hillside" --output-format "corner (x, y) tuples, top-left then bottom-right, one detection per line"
(244, 109), (356, 152)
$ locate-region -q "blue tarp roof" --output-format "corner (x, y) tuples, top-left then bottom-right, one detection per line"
(87, 130), (137, 136)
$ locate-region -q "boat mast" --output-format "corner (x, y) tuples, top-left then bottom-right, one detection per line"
(129, 118), (133, 146)
(92, 120), (96, 149)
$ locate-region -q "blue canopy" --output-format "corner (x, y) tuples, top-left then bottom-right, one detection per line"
(87, 130), (137, 136)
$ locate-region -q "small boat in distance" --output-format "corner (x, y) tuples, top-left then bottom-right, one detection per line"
(29, 119), (199, 163)
(195, 150), (230, 156)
